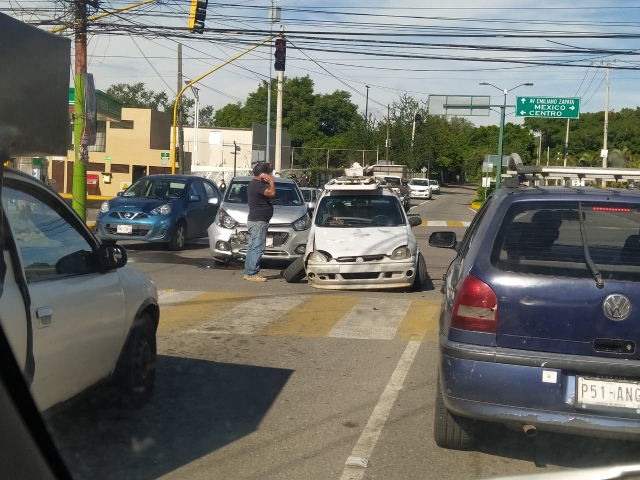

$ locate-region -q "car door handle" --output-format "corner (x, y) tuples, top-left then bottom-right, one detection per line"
(36, 307), (52, 328)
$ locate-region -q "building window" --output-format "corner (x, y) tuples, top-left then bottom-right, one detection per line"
(88, 121), (106, 152)
(110, 120), (134, 130)
(110, 164), (130, 174)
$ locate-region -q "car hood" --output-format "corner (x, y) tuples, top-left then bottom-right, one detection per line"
(221, 203), (307, 224)
(107, 196), (179, 212)
(311, 226), (410, 257)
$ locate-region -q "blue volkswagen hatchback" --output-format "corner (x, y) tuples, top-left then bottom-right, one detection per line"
(429, 171), (640, 449)
(96, 174), (221, 250)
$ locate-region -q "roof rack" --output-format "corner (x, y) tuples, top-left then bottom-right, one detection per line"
(502, 154), (640, 187)
(325, 176), (382, 191)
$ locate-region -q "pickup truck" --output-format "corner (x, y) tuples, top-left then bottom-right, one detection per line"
(0, 168), (159, 411)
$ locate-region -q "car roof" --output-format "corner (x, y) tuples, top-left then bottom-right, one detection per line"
(3, 167), (48, 188)
(139, 174), (196, 181)
(231, 176), (297, 185)
(321, 187), (397, 197)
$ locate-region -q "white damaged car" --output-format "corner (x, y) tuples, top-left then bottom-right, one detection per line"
(283, 177), (427, 290)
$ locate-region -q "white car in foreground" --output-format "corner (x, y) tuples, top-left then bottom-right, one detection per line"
(408, 178), (432, 199)
(284, 176), (427, 290)
(1, 168), (159, 411)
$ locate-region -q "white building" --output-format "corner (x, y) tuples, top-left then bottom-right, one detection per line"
(182, 122), (292, 173)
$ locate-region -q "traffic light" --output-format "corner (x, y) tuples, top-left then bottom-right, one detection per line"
(188, 0), (208, 34)
(274, 38), (286, 71)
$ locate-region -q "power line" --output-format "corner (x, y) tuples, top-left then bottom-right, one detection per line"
(582, 72), (607, 107)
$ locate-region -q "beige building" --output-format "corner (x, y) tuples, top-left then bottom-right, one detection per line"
(48, 107), (173, 197)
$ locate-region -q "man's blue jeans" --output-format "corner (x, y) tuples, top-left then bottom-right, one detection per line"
(244, 221), (268, 277)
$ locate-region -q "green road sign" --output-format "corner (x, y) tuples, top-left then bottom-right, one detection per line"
(161, 152), (170, 160)
(516, 97), (580, 119)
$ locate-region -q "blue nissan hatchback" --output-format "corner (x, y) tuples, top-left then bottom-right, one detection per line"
(96, 175), (221, 250)
(429, 174), (640, 449)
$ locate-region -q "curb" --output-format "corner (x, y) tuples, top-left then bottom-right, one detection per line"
(60, 193), (112, 201)
(470, 202), (482, 211)
(87, 222), (96, 233)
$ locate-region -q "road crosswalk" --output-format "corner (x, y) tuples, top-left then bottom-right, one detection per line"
(158, 290), (441, 342)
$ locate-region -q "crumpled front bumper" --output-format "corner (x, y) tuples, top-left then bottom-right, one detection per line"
(306, 258), (416, 290)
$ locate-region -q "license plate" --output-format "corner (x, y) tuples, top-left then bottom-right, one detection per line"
(117, 224), (133, 234)
(266, 237), (274, 248)
(577, 376), (640, 411)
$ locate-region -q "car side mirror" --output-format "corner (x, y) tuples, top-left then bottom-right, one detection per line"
(117, 191), (124, 197)
(98, 243), (128, 272)
(55, 250), (97, 275)
(208, 197), (219, 205)
(190, 195), (201, 202)
(429, 231), (457, 249)
(409, 217), (422, 228)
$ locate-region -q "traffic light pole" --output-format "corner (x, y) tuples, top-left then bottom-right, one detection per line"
(171, 35), (277, 174)
(274, 69), (284, 172)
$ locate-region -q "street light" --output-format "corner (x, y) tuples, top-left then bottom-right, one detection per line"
(479, 82), (533, 187)
(185, 80), (200, 167)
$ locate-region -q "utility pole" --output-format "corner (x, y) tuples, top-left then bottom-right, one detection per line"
(563, 119), (570, 167)
(411, 108), (417, 149)
(385, 104), (390, 163)
(233, 141), (237, 177)
(266, 2), (278, 165)
(177, 43), (184, 173)
(365, 85), (370, 124)
(189, 84), (199, 167)
(72, 0), (88, 221)
(602, 63), (611, 168)
(538, 133), (542, 165)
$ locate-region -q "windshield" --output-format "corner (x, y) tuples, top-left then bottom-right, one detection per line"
(430, 180), (439, 186)
(314, 194), (405, 227)
(225, 180), (303, 206)
(122, 178), (186, 199)
(410, 179), (429, 186)
(301, 189), (312, 202)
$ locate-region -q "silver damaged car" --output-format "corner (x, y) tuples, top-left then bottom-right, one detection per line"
(208, 176), (311, 262)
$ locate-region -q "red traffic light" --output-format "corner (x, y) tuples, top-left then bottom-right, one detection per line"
(274, 38), (286, 71)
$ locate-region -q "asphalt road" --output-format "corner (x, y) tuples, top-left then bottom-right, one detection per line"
(47, 185), (640, 480)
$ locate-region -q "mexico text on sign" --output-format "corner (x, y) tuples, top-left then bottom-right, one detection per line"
(515, 97), (580, 119)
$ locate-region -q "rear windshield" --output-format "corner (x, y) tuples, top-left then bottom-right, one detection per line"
(224, 180), (303, 206)
(491, 201), (640, 281)
(382, 177), (401, 187)
(314, 194), (405, 227)
(410, 179), (429, 186)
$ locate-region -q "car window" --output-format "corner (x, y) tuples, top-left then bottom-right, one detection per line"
(458, 196), (493, 258)
(202, 181), (219, 199)
(491, 200), (640, 281)
(314, 194), (405, 227)
(1, 185), (96, 281)
(124, 178), (186, 199)
(190, 180), (206, 200)
(224, 181), (303, 206)
(410, 179), (429, 186)
(301, 189), (312, 202)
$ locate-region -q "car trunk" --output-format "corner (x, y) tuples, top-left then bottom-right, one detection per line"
(486, 199), (640, 359)
(490, 274), (640, 359)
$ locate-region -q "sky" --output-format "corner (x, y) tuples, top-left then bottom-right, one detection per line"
(4, 0), (640, 127)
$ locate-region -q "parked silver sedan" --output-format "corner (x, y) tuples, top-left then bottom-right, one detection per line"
(208, 176), (311, 263)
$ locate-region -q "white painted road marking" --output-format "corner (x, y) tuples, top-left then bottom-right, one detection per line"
(339, 341), (422, 479)
(158, 289), (204, 307)
(191, 294), (311, 335)
(329, 298), (412, 340)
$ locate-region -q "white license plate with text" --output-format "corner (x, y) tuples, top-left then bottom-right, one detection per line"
(266, 237), (274, 248)
(117, 225), (133, 234)
(577, 376), (640, 410)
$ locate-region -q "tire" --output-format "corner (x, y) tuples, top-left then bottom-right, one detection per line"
(283, 256), (306, 283)
(168, 221), (186, 251)
(115, 313), (157, 408)
(433, 375), (475, 450)
(413, 252), (428, 291)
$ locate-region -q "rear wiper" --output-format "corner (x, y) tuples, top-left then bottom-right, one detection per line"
(578, 202), (604, 289)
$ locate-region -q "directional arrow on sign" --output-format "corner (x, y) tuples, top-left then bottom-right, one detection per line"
(520, 110), (526, 115)
(569, 106), (575, 110)
(521, 98), (526, 103)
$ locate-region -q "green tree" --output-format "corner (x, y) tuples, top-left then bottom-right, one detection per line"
(106, 82), (170, 111)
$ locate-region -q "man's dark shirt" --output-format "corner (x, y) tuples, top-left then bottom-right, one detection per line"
(247, 179), (273, 222)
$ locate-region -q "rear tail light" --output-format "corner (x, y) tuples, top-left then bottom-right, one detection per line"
(452, 275), (498, 333)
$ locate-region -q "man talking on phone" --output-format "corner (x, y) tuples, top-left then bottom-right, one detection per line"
(244, 162), (276, 282)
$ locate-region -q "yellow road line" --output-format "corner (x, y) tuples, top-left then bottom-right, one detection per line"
(394, 300), (441, 342)
(447, 220), (464, 227)
(158, 291), (252, 333)
(261, 295), (360, 338)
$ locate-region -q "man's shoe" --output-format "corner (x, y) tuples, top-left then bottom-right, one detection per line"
(244, 275), (267, 282)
